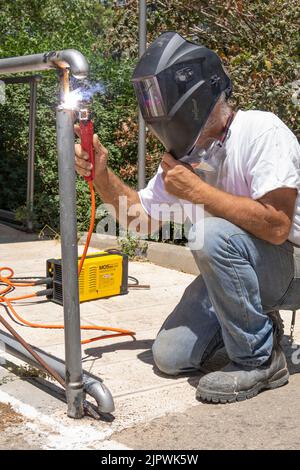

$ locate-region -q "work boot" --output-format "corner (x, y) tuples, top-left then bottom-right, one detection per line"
(196, 344), (289, 404)
(200, 311), (284, 374)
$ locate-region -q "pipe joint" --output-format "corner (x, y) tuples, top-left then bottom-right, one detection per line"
(0, 49), (89, 79)
(46, 49), (89, 79)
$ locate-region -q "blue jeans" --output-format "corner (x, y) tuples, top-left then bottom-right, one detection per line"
(152, 217), (300, 375)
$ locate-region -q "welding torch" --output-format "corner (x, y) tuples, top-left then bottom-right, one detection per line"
(78, 107), (95, 182)
(76, 106), (96, 274)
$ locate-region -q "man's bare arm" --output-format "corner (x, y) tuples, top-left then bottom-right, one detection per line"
(191, 183), (297, 245)
(93, 167), (151, 228)
(74, 126), (157, 235)
(161, 153), (297, 245)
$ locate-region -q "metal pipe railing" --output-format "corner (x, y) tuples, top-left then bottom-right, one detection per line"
(0, 50), (114, 418)
(0, 329), (114, 414)
(137, 0), (147, 190)
(56, 95), (84, 418)
(27, 76), (40, 231)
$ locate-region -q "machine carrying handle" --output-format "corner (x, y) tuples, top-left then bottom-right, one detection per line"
(80, 119), (95, 181)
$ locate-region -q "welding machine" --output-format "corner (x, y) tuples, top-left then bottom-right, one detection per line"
(46, 250), (128, 305)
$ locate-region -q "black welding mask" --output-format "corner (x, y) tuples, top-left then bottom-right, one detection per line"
(132, 31), (232, 160)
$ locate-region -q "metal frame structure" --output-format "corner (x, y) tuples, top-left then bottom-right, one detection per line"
(0, 75), (40, 231)
(138, 0), (147, 190)
(0, 50), (114, 418)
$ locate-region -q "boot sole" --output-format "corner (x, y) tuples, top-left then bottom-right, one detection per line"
(196, 368), (290, 404)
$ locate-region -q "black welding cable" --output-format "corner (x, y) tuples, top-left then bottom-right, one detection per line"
(128, 276), (150, 289)
(0, 302), (24, 327)
(0, 283), (14, 294)
(11, 276), (47, 279)
(11, 277), (52, 286)
(128, 275), (139, 285)
(36, 288), (53, 297)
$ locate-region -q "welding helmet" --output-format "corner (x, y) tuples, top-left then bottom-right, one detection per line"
(132, 31), (232, 160)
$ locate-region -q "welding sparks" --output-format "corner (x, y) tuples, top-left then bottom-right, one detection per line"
(61, 81), (106, 110)
(62, 88), (83, 110)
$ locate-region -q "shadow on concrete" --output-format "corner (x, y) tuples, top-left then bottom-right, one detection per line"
(83, 339), (189, 383)
(83, 338), (154, 363)
(84, 338), (205, 385)
(84, 337), (224, 384)
(0, 359), (66, 403)
(83, 333), (300, 390)
(0, 359), (114, 421)
(0, 223), (39, 244)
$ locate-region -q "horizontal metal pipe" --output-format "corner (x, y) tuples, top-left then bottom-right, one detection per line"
(0, 329), (115, 414)
(0, 75), (42, 84)
(0, 49), (89, 78)
(0, 314), (65, 388)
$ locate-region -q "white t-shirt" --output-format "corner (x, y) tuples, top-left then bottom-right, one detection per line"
(138, 110), (300, 244)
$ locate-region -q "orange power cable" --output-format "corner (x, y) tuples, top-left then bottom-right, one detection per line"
(0, 182), (135, 344)
(78, 180), (96, 275)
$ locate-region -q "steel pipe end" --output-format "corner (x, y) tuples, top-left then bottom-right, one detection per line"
(84, 378), (115, 414)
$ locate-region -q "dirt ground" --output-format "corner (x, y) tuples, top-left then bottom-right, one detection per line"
(0, 403), (37, 450)
(0, 402), (23, 432)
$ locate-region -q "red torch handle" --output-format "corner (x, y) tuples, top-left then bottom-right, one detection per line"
(80, 120), (95, 181)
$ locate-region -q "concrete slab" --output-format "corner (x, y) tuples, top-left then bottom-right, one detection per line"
(0, 238), (300, 449)
(114, 371), (300, 450)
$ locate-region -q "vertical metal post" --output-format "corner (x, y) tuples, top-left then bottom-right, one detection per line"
(138, 0), (147, 190)
(56, 72), (84, 418)
(26, 78), (38, 231)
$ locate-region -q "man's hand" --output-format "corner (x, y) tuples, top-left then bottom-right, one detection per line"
(161, 153), (200, 200)
(74, 124), (108, 179)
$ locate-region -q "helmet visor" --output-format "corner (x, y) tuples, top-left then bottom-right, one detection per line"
(133, 76), (166, 119)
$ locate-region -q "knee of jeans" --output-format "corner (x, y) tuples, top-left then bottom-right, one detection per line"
(190, 217), (243, 261)
(152, 331), (186, 376)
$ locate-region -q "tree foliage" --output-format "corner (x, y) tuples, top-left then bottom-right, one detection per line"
(103, 0), (299, 134)
(0, 0), (110, 229)
(0, 0), (299, 232)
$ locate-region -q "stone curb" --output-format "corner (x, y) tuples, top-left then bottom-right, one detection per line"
(79, 233), (199, 276)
